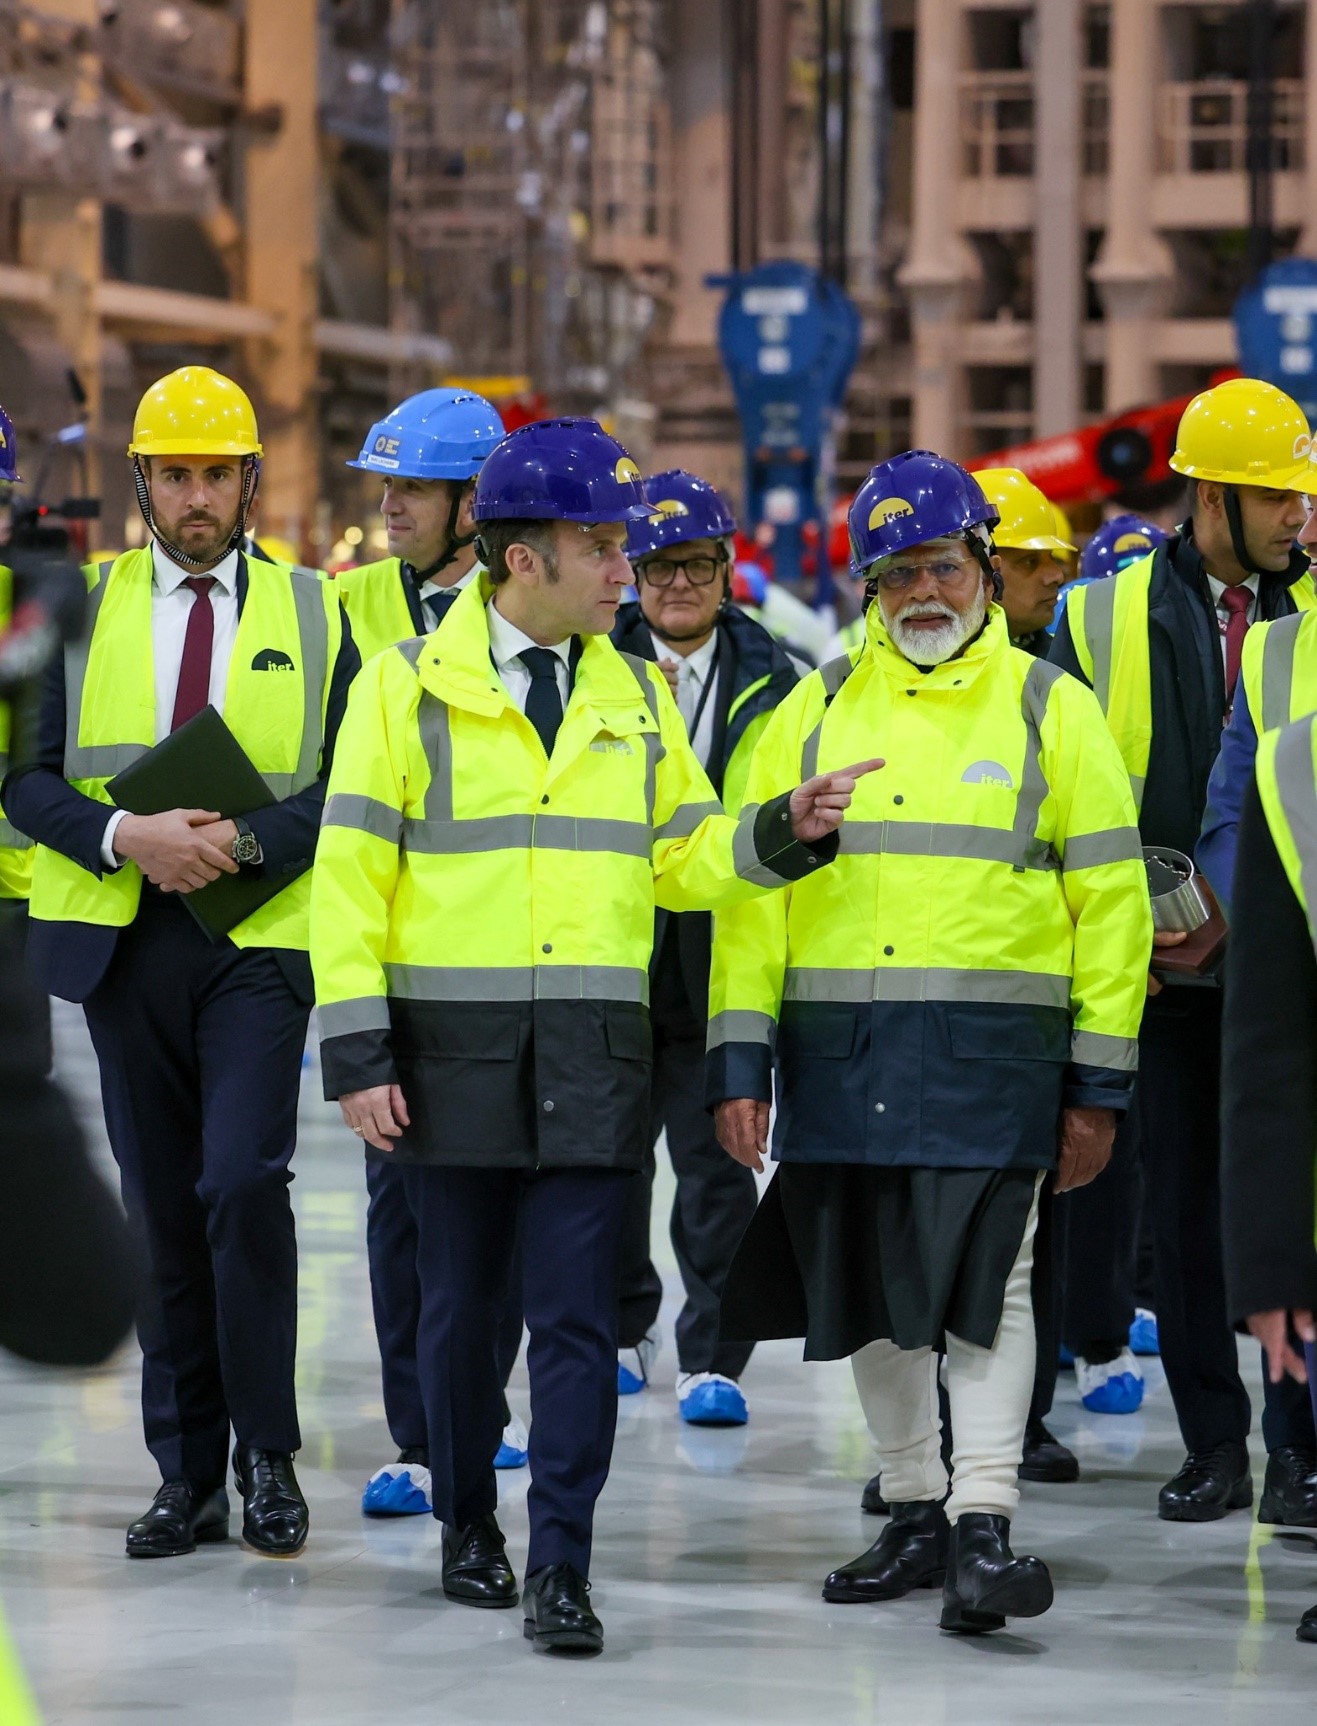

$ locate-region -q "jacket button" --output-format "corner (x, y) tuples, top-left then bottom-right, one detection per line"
(542, 943), (553, 953)
(906, 689), (917, 697)
(893, 795), (904, 805)
(540, 794), (550, 805)
(543, 1099), (555, 1114)
(874, 1102), (886, 1114)
(883, 945), (894, 956)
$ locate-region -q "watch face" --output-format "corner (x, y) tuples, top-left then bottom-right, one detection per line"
(234, 833), (260, 864)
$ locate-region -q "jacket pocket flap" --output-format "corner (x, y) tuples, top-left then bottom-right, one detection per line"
(605, 1002), (653, 1061)
(784, 1007), (858, 1059)
(405, 1006), (524, 1062)
(946, 1005), (1069, 1064)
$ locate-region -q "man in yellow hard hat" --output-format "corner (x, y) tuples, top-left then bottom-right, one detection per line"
(3, 364), (360, 1562)
(975, 469), (1075, 655)
(1051, 376), (1317, 1527)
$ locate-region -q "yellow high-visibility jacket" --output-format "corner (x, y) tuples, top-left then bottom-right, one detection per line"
(706, 603), (1152, 1170)
(334, 557), (480, 663)
(1239, 608), (1317, 735)
(0, 565), (34, 899)
(310, 575), (827, 1169)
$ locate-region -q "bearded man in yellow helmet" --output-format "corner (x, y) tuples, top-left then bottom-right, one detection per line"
(1050, 376), (1317, 1528)
(3, 366), (361, 1561)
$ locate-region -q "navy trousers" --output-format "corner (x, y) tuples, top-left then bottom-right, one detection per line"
(402, 1163), (631, 1577)
(82, 893), (304, 1486)
(364, 1155), (523, 1451)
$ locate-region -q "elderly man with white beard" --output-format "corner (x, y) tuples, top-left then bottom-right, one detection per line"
(707, 450), (1151, 1633)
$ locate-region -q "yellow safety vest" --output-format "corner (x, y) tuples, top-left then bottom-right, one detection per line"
(708, 604), (1151, 1088)
(1066, 553), (1317, 813)
(0, 564), (35, 900)
(1239, 608), (1317, 733)
(0, 1610), (38, 1725)
(28, 547), (341, 951)
(334, 558), (485, 665)
(311, 576), (796, 1039)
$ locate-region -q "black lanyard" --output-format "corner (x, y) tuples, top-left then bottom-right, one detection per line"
(684, 638), (721, 746)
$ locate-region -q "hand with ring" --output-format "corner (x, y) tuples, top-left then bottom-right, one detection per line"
(340, 1084), (410, 1153)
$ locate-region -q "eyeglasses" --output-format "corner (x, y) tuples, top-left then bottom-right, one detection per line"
(637, 553), (725, 588)
(870, 555), (977, 592)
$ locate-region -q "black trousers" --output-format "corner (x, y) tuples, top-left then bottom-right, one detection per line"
(616, 978), (758, 1377)
(403, 1163), (632, 1577)
(1057, 1116), (1141, 1355)
(82, 893), (304, 1486)
(364, 1155), (523, 1451)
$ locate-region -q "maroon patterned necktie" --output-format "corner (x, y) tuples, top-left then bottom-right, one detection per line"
(170, 576), (217, 733)
(1220, 583), (1251, 711)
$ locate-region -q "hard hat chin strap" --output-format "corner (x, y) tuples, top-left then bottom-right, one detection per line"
(1222, 485), (1269, 580)
(410, 483), (475, 584)
(967, 526), (1004, 599)
(133, 454), (260, 570)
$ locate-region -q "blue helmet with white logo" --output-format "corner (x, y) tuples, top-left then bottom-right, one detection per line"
(626, 470), (737, 561)
(0, 404), (20, 484)
(1079, 513), (1167, 585)
(473, 418), (654, 524)
(348, 388), (505, 481)
(848, 450), (998, 578)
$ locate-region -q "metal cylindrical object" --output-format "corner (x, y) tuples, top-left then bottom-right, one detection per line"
(1143, 845), (1209, 935)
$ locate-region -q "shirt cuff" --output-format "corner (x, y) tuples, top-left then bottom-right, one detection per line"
(101, 808), (129, 871)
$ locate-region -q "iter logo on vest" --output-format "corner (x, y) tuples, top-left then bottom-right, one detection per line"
(961, 759), (1015, 789)
(252, 648), (295, 671)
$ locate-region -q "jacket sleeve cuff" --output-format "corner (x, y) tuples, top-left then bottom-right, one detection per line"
(705, 1040), (774, 1109)
(1062, 1062), (1135, 1114)
(319, 1029), (397, 1100)
(732, 791), (837, 887)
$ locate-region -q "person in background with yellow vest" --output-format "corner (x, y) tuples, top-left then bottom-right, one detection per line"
(709, 451), (1150, 1633)
(1051, 377), (1317, 1525)
(335, 387), (530, 1517)
(1220, 711), (1317, 1644)
(2, 366), (360, 1563)
(311, 417), (876, 1655)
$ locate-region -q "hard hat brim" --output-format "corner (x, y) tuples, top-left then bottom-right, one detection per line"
(1168, 453), (1315, 491)
(996, 532), (1077, 554)
(129, 438), (263, 458)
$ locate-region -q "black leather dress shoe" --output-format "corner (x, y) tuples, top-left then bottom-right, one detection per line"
(522, 1562), (604, 1654)
(442, 1515), (518, 1608)
(126, 1480), (228, 1559)
(1298, 1602), (1317, 1644)
(1158, 1444), (1252, 1523)
(860, 1473), (890, 1515)
(1018, 1418), (1079, 1484)
(1258, 1448), (1317, 1527)
(939, 1513), (1053, 1634)
(823, 1501), (949, 1603)
(233, 1446), (308, 1556)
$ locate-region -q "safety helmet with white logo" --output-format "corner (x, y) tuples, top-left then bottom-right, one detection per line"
(626, 469), (737, 561)
(1079, 513), (1168, 586)
(848, 450), (999, 583)
(473, 418), (654, 524)
(347, 387), (505, 481)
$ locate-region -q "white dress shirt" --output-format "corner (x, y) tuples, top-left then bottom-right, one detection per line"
(1206, 571), (1259, 675)
(668, 632), (719, 766)
(486, 596), (573, 714)
(417, 563), (479, 632)
(102, 542), (241, 867)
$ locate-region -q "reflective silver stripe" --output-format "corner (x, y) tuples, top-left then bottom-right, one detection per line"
(1261, 614), (1302, 732)
(384, 961), (649, 1004)
(1272, 718), (1317, 945)
(66, 742), (149, 779)
(417, 692), (453, 821)
(801, 719), (824, 783)
(319, 996), (392, 1038)
(800, 654), (856, 781)
(1061, 827), (1143, 871)
(706, 1009), (777, 1050)
(0, 818), (30, 850)
(1079, 577), (1117, 711)
(837, 821), (1055, 869)
(655, 800), (721, 842)
(396, 636), (428, 670)
(1013, 659), (1063, 869)
(618, 654), (665, 825)
(285, 570), (330, 795)
(1071, 1029), (1139, 1072)
(401, 812), (652, 858)
(1129, 772), (1146, 808)
(731, 803), (798, 887)
(322, 793), (404, 843)
(782, 966), (1072, 1008)
(819, 653), (856, 699)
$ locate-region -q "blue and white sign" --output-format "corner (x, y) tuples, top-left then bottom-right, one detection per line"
(1234, 257), (1317, 424)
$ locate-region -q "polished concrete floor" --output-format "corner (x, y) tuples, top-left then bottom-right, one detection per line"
(1, 1006), (1315, 1724)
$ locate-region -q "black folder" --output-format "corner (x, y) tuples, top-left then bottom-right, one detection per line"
(106, 705), (301, 940)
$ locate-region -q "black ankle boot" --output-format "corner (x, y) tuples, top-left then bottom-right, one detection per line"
(939, 1512), (1053, 1634)
(823, 1501), (949, 1603)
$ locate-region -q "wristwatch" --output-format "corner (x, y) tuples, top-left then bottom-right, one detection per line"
(230, 817), (261, 866)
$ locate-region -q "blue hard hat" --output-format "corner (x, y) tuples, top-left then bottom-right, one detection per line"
(348, 387), (505, 481)
(848, 450), (998, 577)
(1079, 513), (1167, 585)
(473, 417), (654, 524)
(0, 404), (20, 484)
(626, 469), (737, 561)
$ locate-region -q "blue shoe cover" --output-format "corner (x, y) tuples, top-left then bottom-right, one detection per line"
(362, 1463), (431, 1516)
(679, 1378), (749, 1427)
(494, 1439), (528, 1469)
(1080, 1372), (1144, 1416)
(1058, 1343), (1075, 1368)
(618, 1361), (647, 1395)
(1129, 1310), (1160, 1356)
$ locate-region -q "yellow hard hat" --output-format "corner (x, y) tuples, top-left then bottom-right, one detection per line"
(1169, 377), (1314, 489)
(975, 467), (1076, 553)
(128, 365), (263, 459)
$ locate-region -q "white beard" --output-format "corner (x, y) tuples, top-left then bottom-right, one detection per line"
(888, 586), (988, 666)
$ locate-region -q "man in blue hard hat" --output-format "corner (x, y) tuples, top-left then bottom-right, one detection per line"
(310, 416), (877, 1654)
(333, 388), (531, 1515)
(611, 469), (799, 1428)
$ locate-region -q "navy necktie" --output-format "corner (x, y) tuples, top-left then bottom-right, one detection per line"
(519, 646), (564, 757)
